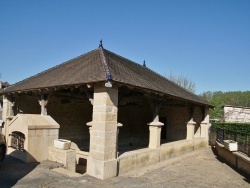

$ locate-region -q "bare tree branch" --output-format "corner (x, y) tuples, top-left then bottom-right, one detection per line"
(165, 72), (196, 93)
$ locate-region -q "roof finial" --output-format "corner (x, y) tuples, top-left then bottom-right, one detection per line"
(143, 60), (146, 67)
(99, 39), (103, 48)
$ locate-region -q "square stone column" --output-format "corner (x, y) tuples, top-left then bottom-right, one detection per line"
(200, 112), (209, 139)
(148, 122), (164, 149)
(186, 118), (196, 140)
(87, 84), (118, 180)
(1, 96), (12, 137)
(200, 122), (208, 138)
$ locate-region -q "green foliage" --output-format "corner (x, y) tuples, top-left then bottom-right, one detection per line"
(212, 122), (250, 133)
(200, 91), (250, 119)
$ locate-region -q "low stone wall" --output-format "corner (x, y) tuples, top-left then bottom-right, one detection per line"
(118, 138), (207, 174)
(48, 146), (76, 172)
(215, 141), (250, 176)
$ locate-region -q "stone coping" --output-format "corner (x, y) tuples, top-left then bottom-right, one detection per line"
(160, 139), (188, 148)
(118, 138), (207, 158)
(216, 140), (250, 164)
(6, 116), (14, 120)
(147, 122), (164, 126)
(76, 150), (89, 156)
(233, 152), (250, 163)
(118, 148), (155, 158)
(28, 125), (60, 129)
(215, 140), (224, 148)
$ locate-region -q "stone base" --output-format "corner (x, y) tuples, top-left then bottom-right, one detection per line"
(148, 121), (164, 149)
(87, 157), (117, 180)
(48, 146), (76, 172)
(186, 119), (196, 140)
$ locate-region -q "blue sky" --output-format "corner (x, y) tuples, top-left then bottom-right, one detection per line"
(0, 0), (249, 94)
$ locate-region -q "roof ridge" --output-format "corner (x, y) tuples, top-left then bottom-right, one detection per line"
(99, 47), (112, 80)
(6, 48), (100, 90)
(103, 48), (149, 69)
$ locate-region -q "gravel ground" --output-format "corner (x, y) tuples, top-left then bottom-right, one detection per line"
(0, 147), (249, 188)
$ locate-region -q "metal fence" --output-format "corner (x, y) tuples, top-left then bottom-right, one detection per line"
(215, 128), (250, 157)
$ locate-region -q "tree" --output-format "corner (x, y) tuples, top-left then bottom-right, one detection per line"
(165, 72), (196, 93)
(200, 91), (250, 119)
(200, 91), (213, 102)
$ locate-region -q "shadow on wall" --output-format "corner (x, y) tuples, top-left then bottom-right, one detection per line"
(0, 155), (38, 188)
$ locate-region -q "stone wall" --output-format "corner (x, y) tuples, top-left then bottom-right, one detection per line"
(118, 102), (204, 147)
(18, 94), (92, 151)
(224, 106), (250, 123)
(118, 138), (208, 174)
(215, 141), (250, 176)
(18, 94), (40, 114)
(163, 107), (188, 141)
(160, 106), (203, 141)
(118, 105), (152, 149)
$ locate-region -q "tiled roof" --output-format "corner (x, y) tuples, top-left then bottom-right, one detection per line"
(2, 47), (212, 107)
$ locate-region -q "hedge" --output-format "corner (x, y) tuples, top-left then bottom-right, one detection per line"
(211, 122), (250, 133)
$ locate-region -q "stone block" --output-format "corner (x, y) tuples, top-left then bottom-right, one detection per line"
(99, 112), (117, 122)
(92, 112), (100, 121)
(90, 150), (105, 161)
(93, 105), (114, 113)
(48, 146), (76, 172)
(235, 153), (250, 175)
(91, 130), (98, 137)
(118, 154), (137, 174)
(87, 157), (118, 180)
(104, 150), (116, 160)
(90, 143), (97, 151)
(98, 130), (116, 138)
(93, 96), (103, 105)
(66, 150), (76, 172)
(91, 122), (117, 131)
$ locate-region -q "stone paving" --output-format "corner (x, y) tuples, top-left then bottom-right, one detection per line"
(0, 147), (249, 188)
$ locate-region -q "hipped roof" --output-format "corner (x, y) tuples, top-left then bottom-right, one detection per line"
(2, 47), (212, 107)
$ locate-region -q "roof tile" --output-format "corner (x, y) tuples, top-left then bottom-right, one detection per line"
(2, 47), (212, 107)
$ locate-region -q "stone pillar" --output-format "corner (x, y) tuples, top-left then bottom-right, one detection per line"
(200, 108), (209, 138)
(116, 123), (123, 156)
(186, 118), (196, 140)
(2, 96), (11, 133)
(148, 122), (164, 149)
(200, 122), (208, 138)
(87, 84), (118, 180)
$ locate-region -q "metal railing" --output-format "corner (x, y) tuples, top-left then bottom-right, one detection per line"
(215, 128), (250, 157)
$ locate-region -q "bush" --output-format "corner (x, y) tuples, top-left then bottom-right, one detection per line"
(211, 122), (250, 133)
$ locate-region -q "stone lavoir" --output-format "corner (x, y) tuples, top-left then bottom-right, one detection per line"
(0, 41), (213, 179)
